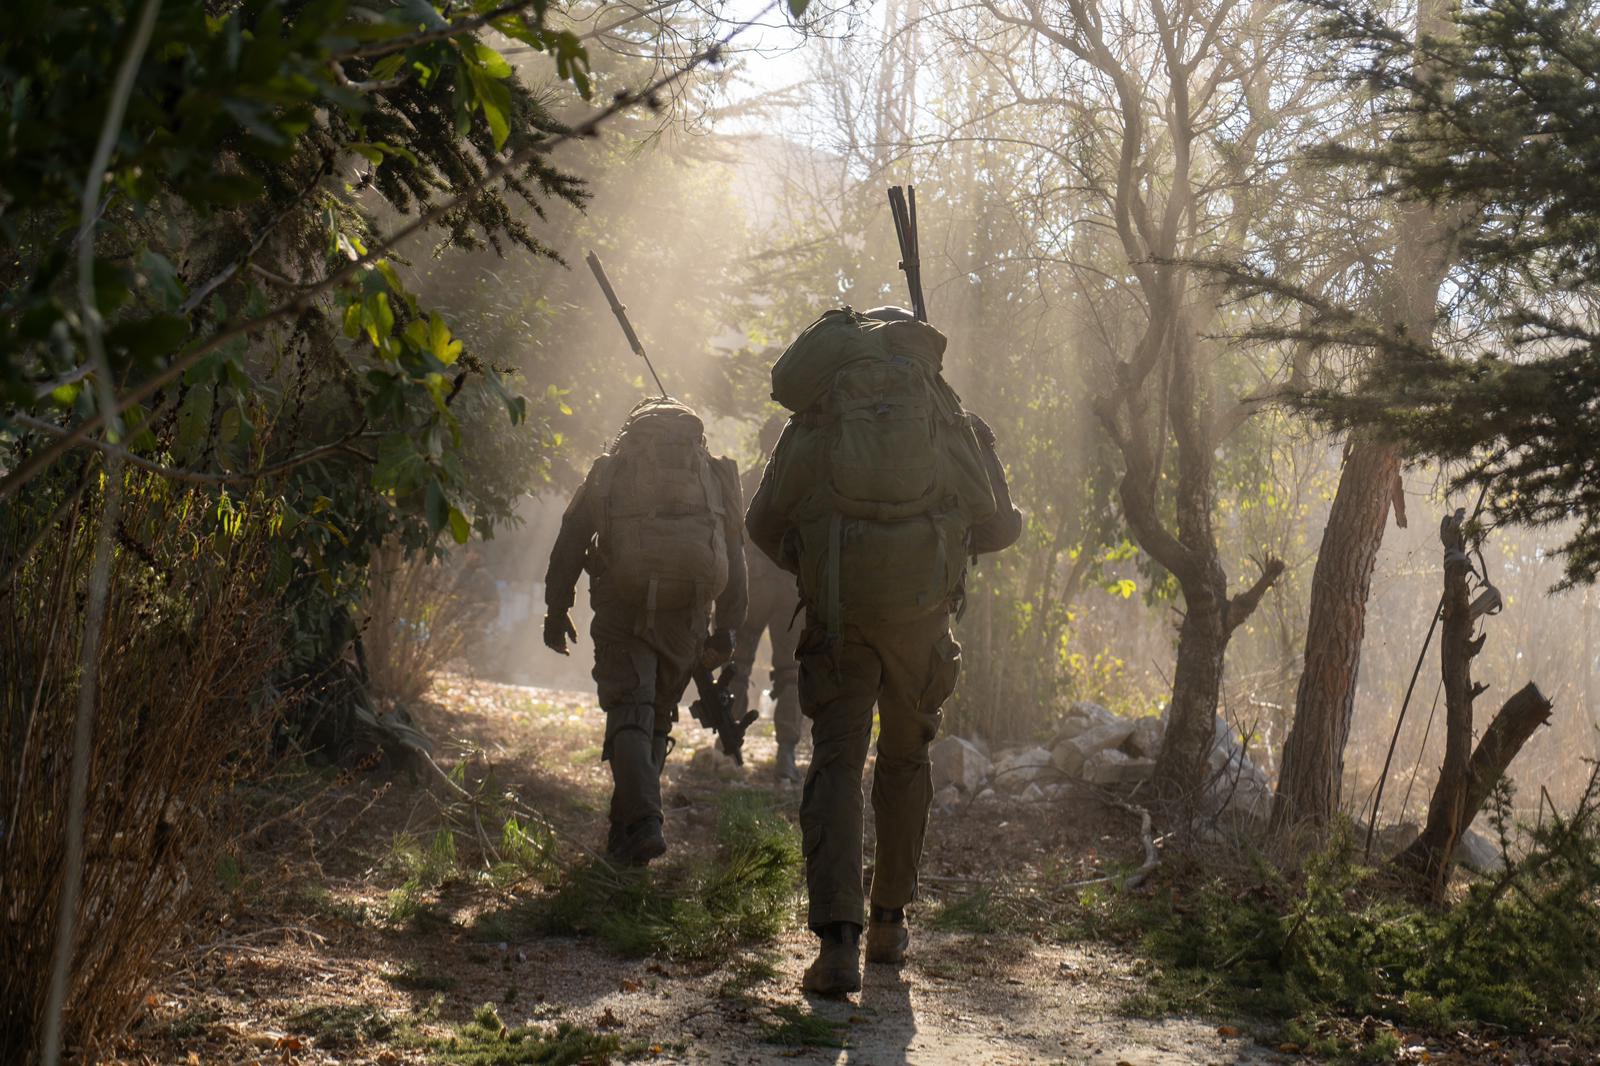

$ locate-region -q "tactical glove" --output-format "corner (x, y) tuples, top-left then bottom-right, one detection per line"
(700, 627), (735, 669)
(543, 610), (578, 655)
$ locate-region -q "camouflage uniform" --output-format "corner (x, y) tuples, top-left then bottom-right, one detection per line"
(545, 450), (747, 852)
(745, 414), (1020, 933)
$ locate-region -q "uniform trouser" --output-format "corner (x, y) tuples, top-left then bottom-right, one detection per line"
(731, 574), (803, 748)
(796, 610), (962, 931)
(591, 604), (704, 830)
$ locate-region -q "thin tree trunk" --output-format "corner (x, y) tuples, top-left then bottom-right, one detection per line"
(1396, 512), (1477, 900)
(1270, 438), (1399, 835)
(1459, 682), (1552, 822)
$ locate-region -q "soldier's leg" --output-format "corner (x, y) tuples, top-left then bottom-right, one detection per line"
(593, 634), (666, 863)
(768, 609), (804, 749)
(868, 613), (960, 915)
(797, 622), (883, 932)
(728, 607), (766, 726)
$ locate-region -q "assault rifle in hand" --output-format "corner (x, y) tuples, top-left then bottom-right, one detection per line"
(689, 664), (758, 765)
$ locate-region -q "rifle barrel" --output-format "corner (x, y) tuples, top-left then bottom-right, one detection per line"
(585, 250), (667, 396)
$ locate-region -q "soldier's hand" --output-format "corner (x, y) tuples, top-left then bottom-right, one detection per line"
(700, 627), (734, 670)
(543, 611), (578, 655)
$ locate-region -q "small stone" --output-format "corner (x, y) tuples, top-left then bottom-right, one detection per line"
(974, 788), (998, 806)
(1052, 719), (1136, 776)
(992, 746), (1054, 792)
(1082, 749), (1156, 785)
(1455, 827), (1507, 874)
(1018, 782), (1046, 803)
(689, 744), (742, 781)
(929, 736), (993, 794)
(931, 784), (962, 812)
(1122, 718), (1165, 759)
(1070, 700), (1117, 726)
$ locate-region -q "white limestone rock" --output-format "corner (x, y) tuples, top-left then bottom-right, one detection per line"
(1082, 749), (1157, 786)
(993, 746), (1054, 792)
(929, 736), (993, 794)
(1052, 719), (1136, 776)
(1123, 717), (1166, 759)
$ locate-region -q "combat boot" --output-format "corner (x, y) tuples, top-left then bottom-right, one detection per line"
(802, 922), (861, 995)
(774, 742), (801, 784)
(609, 816), (666, 866)
(865, 905), (909, 964)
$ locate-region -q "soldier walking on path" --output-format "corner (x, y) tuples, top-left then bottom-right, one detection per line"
(543, 398), (748, 866)
(730, 415), (805, 784)
(745, 305), (1022, 995)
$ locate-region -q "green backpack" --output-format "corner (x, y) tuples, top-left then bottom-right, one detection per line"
(594, 398), (730, 613)
(767, 309), (996, 628)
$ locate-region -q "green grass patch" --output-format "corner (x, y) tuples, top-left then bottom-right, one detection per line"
(286, 1004), (397, 1049)
(925, 888), (1018, 934)
(418, 1004), (623, 1065)
(1089, 808), (1600, 1048)
(761, 1004), (848, 1048)
(538, 790), (801, 961)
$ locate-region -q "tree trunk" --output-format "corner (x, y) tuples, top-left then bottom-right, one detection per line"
(1396, 511), (1477, 900)
(1460, 682), (1552, 822)
(1269, 0), (1462, 843)
(1154, 576), (1230, 798)
(1270, 438), (1399, 836)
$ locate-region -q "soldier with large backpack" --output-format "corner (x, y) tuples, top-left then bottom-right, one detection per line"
(746, 305), (1021, 995)
(543, 397), (748, 866)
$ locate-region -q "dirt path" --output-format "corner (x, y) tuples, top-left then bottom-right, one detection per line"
(118, 676), (1283, 1065)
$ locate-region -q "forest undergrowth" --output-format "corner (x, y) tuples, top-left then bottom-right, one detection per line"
(95, 678), (1598, 1065)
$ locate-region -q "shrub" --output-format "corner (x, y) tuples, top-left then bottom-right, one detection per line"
(0, 472), (279, 1059)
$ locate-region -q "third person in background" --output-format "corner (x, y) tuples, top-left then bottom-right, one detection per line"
(746, 305), (1022, 996)
(730, 415), (805, 784)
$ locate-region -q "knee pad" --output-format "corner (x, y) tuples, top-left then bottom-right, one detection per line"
(603, 703), (655, 759)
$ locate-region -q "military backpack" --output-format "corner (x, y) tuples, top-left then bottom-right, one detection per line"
(593, 398), (730, 613)
(764, 308), (996, 628)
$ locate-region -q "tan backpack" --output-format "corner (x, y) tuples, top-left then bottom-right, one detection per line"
(593, 398), (729, 613)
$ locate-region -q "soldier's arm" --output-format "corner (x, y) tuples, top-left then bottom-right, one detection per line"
(712, 456), (749, 634)
(544, 458), (604, 612)
(744, 427), (796, 571)
(967, 414), (1024, 555)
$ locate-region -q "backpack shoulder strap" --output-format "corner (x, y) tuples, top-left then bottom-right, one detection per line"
(591, 452), (618, 544)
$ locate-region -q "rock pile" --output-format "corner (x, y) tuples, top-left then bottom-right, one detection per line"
(928, 700), (1275, 822)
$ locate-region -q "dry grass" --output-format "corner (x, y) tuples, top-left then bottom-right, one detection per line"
(0, 470), (280, 1060)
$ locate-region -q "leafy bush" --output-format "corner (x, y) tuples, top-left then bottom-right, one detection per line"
(1104, 799), (1600, 1044)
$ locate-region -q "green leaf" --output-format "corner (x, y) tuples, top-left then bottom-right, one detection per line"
(427, 314), (462, 364)
(425, 478), (449, 531)
(787, 0), (810, 16)
(472, 42), (512, 79)
(447, 506), (471, 544)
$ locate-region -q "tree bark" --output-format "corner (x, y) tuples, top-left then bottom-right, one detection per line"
(1270, 438), (1399, 836)
(1396, 511), (1478, 900)
(1459, 682), (1552, 831)
(1269, 0), (1461, 843)
(1154, 575), (1229, 796)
